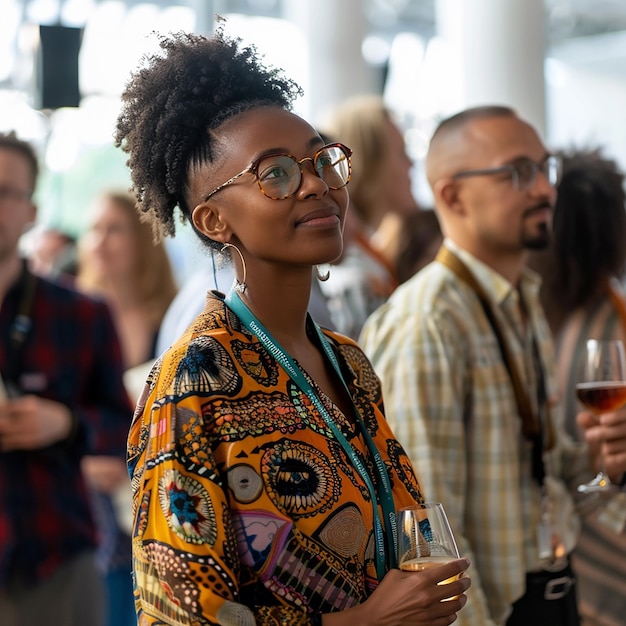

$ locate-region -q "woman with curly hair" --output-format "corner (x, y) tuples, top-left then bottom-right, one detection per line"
(529, 148), (626, 626)
(116, 28), (470, 626)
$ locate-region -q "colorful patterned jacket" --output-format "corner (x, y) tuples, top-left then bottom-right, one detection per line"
(128, 291), (423, 625)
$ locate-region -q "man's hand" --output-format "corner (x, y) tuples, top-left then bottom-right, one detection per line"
(0, 395), (73, 451)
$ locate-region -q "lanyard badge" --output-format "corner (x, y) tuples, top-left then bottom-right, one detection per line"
(538, 490), (567, 568)
(225, 290), (398, 579)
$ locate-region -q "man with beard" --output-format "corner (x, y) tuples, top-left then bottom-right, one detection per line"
(360, 106), (626, 626)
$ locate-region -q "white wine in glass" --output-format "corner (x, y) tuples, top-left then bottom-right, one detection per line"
(397, 502), (461, 598)
(576, 339), (626, 494)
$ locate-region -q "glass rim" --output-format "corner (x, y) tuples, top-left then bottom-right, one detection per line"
(397, 501), (444, 512)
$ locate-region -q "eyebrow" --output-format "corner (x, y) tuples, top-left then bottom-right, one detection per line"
(502, 152), (550, 165)
(308, 135), (326, 149)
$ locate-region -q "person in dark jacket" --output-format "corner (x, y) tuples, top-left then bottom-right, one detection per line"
(0, 131), (133, 626)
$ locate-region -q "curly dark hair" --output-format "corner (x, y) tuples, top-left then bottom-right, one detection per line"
(530, 147), (626, 332)
(553, 148), (626, 300)
(114, 28), (303, 242)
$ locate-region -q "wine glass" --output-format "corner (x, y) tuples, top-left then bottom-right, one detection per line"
(576, 339), (626, 494)
(397, 502), (461, 599)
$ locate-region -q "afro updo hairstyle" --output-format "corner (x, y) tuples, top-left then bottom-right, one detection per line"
(114, 28), (303, 244)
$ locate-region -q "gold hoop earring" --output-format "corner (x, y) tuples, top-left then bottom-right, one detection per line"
(221, 242), (247, 293)
(316, 265), (330, 282)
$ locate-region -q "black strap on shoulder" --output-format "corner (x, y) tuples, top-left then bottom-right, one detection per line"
(436, 246), (553, 483)
(4, 264), (37, 388)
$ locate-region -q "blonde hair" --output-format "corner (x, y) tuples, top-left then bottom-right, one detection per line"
(77, 190), (178, 331)
(320, 95), (393, 226)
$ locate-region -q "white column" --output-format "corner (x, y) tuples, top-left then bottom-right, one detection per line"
(435, 0), (546, 136)
(282, 0), (377, 125)
(191, 0), (214, 36)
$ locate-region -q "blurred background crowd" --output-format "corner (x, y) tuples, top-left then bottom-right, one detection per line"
(3, 2), (626, 626)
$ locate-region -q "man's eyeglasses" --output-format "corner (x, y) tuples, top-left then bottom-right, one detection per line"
(204, 142), (352, 201)
(451, 155), (562, 191)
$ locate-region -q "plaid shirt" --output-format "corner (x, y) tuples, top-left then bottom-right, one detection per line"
(360, 240), (589, 625)
(0, 263), (133, 587)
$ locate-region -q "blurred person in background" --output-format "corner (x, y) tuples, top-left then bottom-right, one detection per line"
(529, 148), (626, 626)
(318, 94), (419, 338)
(77, 190), (178, 370)
(28, 226), (78, 281)
(76, 189), (178, 626)
(0, 132), (132, 626)
(360, 106), (626, 625)
(393, 208), (443, 285)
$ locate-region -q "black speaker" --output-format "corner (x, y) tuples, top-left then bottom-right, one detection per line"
(36, 25), (83, 110)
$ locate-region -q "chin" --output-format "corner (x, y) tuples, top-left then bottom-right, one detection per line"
(522, 236), (550, 251)
(325, 250), (343, 265)
(321, 240), (344, 265)
(522, 224), (551, 250)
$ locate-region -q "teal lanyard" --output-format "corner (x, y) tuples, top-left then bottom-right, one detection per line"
(225, 290), (398, 579)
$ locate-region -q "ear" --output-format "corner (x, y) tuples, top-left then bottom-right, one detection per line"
(191, 202), (232, 243)
(433, 177), (465, 217)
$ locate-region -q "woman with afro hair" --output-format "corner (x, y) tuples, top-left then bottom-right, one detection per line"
(117, 28), (470, 626)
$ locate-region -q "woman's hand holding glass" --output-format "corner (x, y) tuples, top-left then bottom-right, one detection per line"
(323, 502), (470, 626)
(324, 562), (470, 626)
(397, 503), (464, 595)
